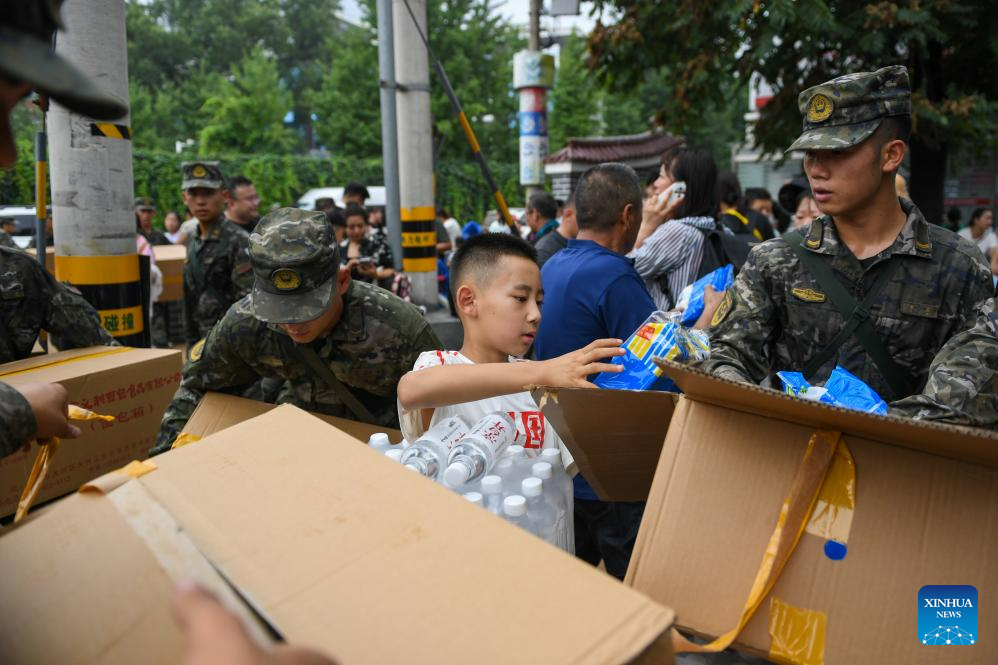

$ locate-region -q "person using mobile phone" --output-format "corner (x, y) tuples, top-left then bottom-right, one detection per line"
(628, 146), (724, 310)
(339, 204), (395, 287)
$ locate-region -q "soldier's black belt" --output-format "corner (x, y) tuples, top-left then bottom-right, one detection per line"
(784, 231), (915, 399)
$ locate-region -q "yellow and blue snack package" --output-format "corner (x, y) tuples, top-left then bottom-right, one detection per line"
(594, 312), (710, 391)
(677, 264), (735, 327)
(778, 365), (887, 415)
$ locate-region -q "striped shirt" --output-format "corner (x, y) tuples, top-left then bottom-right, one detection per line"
(628, 217), (714, 310)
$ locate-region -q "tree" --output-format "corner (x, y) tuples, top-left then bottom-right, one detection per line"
(587, 0), (998, 223)
(548, 33), (600, 151)
(199, 48), (299, 154)
(309, 19), (383, 158)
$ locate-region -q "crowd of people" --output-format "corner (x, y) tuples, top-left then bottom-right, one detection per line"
(2, 2), (998, 665)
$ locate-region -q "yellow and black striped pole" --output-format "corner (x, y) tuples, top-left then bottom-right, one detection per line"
(400, 0), (517, 233)
(400, 205), (439, 273)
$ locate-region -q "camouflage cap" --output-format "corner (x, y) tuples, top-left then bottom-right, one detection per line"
(133, 196), (155, 211)
(248, 207), (340, 324)
(181, 161), (225, 190)
(786, 65), (911, 153)
(0, 1), (127, 120)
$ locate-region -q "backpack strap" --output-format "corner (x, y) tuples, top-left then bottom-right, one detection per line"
(281, 335), (379, 424)
(783, 231), (914, 398)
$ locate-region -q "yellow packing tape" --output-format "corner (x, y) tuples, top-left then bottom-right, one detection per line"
(13, 405), (116, 523)
(0, 347), (132, 378)
(768, 597), (828, 665)
(171, 432), (202, 450)
(805, 439), (855, 545)
(672, 430), (841, 657)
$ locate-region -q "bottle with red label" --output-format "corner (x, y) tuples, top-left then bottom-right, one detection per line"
(443, 413), (518, 487)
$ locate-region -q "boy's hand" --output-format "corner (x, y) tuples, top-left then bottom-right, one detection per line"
(538, 339), (625, 388)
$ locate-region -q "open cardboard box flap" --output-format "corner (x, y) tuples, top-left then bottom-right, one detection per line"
(1, 405), (675, 665)
(658, 360), (998, 468)
(532, 387), (678, 502)
(182, 391), (403, 444)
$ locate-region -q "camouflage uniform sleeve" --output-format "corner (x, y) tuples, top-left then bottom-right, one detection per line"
(229, 232), (254, 300)
(890, 297), (998, 429)
(151, 306), (262, 455)
(35, 263), (118, 350)
(183, 271), (200, 345)
(702, 244), (779, 384)
(0, 382), (36, 459)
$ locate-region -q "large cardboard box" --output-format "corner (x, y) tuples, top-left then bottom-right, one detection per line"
(624, 363), (998, 664)
(0, 406), (677, 664)
(0, 346), (182, 518)
(153, 244), (186, 302)
(182, 391), (403, 444)
(534, 388), (676, 502)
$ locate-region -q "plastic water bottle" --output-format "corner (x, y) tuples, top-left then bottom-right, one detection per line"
(496, 444), (528, 487)
(540, 448), (574, 514)
(481, 475), (504, 516)
(463, 491), (483, 507)
(502, 495), (528, 529)
(532, 462), (570, 551)
(522, 477), (557, 545)
(385, 448), (403, 463)
(368, 432), (392, 454)
(443, 413), (517, 487)
(400, 416), (470, 480)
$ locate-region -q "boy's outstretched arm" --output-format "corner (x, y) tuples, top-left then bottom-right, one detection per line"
(397, 339), (625, 412)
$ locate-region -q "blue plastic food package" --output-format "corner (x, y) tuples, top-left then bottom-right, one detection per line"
(679, 264), (735, 327)
(777, 366), (887, 414)
(594, 312), (710, 391)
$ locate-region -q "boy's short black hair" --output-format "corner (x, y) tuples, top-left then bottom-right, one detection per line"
(343, 203), (368, 223)
(450, 232), (537, 295)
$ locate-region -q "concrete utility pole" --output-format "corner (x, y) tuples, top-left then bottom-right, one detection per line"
(48, 0), (145, 346)
(515, 0), (555, 198)
(393, 0), (437, 307)
(377, 0), (403, 272)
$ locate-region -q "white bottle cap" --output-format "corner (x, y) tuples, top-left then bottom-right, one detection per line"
(507, 445), (525, 458)
(532, 461), (553, 480)
(481, 475), (502, 493)
(521, 476), (543, 497)
(540, 448), (561, 463)
(385, 449), (403, 462)
(463, 492), (483, 505)
(443, 461), (472, 488)
(503, 495), (527, 517)
(368, 433), (390, 448)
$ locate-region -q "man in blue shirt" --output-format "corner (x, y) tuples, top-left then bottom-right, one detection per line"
(535, 162), (657, 579)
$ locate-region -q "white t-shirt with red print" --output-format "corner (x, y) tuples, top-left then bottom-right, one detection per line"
(398, 350), (574, 469)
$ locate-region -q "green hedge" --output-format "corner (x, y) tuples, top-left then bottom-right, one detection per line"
(1, 145), (525, 227)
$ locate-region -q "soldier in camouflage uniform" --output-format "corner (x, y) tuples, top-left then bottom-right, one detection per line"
(180, 161), (254, 344)
(152, 208), (442, 453)
(891, 297), (998, 429)
(0, 218), (18, 249)
(704, 66), (993, 402)
(0, 246), (117, 363)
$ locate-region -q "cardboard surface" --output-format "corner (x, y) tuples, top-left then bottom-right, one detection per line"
(533, 387), (676, 502)
(659, 360), (998, 467)
(0, 406), (676, 664)
(153, 244), (186, 302)
(24, 246), (55, 274)
(0, 346), (182, 518)
(182, 391), (403, 444)
(629, 368), (998, 664)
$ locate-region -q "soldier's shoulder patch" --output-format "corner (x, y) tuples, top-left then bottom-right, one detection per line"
(791, 287), (826, 303)
(711, 290), (735, 327)
(188, 338), (206, 362)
